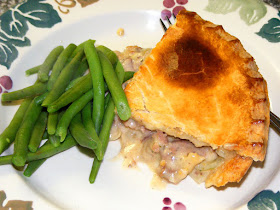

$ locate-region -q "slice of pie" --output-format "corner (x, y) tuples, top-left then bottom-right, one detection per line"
(122, 9), (270, 187)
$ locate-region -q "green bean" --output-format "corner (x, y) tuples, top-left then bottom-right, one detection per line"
(99, 97), (115, 159)
(58, 109), (66, 120)
(25, 65), (41, 76)
(42, 50), (84, 107)
(28, 111), (48, 153)
(97, 45), (132, 81)
(123, 71), (135, 82)
(84, 40), (105, 133)
(48, 110), (64, 147)
(31, 134), (76, 160)
(101, 55), (126, 153)
(37, 46), (64, 82)
(98, 51), (131, 121)
(49, 135), (60, 147)
(89, 158), (101, 183)
(34, 92), (48, 105)
(56, 90), (93, 142)
(47, 44), (77, 91)
(96, 45), (118, 66)
(69, 40), (95, 60)
(42, 130), (48, 140)
(23, 158), (46, 177)
(1, 82), (47, 102)
(47, 74), (91, 113)
(24, 141), (50, 177)
(104, 93), (111, 110)
(82, 102), (95, 134)
(113, 54), (125, 83)
(69, 113), (97, 150)
(89, 51), (126, 181)
(65, 75), (85, 92)
(0, 98), (33, 155)
(71, 57), (89, 80)
(12, 97), (43, 166)
(89, 96), (115, 183)
(82, 102), (102, 159)
(49, 74), (109, 113)
(115, 60), (125, 83)
(47, 112), (58, 135)
(0, 134), (77, 165)
(96, 45), (125, 81)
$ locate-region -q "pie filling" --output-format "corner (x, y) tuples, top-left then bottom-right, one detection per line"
(110, 116), (236, 185)
(114, 46), (237, 185)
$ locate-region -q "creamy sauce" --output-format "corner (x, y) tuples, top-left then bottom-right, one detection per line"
(110, 116), (225, 185)
(113, 46), (232, 186)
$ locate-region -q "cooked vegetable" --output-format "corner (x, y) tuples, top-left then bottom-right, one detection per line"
(89, 158), (101, 184)
(97, 45), (118, 66)
(42, 50), (84, 107)
(89, 96), (115, 183)
(69, 113), (98, 151)
(37, 46), (64, 82)
(28, 111), (48, 152)
(56, 90), (94, 142)
(49, 135), (61, 148)
(89, 49), (127, 182)
(98, 97), (115, 158)
(42, 130), (48, 140)
(84, 40), (105, 133)
(47, 112), (58, 135)
(0, 98), (33, 155)
(47, 43), (77, 91)
(82, 102), (102, 159)
(81, 102), (95, 136)
(69, 40), (95, 60)
(98, 51), (131, 121)
(48, 74), (92, 113)
(49, 110), (64, 147)
(23, 158), (46, 177)
(71, 57), (89, 80)
(115, 60), (125, 83)
(25, 65), (41, 76)
(0, 134), (77, 165)
(12, 97), (43, 166)
(65, 75), (85, 92)
(1, 82), (47, 102)
(0, 40), (133, 184)
(34, 92), (48, 105)
(123, 71), (135, 82)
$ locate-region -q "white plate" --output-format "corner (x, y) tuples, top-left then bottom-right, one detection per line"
(0, 1), (280, 209)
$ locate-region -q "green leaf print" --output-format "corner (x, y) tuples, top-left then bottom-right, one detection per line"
(205, 0), (242, 14)
(257, 12), (280, 43)
(248, 190), (280, 210)
(0, 0), (61, 69)
(205, 0), (267, 25)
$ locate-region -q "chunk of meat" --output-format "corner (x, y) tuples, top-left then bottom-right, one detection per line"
(142, 131), (217, 184)
(115, 46), (151, 72)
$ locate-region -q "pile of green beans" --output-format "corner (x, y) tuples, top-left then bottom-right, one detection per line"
(0, 40), (135, 183)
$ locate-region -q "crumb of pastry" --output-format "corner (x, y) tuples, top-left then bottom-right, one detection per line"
(117, 28), (124, 36)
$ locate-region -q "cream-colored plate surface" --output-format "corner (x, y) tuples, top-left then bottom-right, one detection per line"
(0, 1), (279, 209)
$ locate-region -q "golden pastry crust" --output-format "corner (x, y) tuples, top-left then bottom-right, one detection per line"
(205, 155), (253, 187)
(125, 9), (269, 164)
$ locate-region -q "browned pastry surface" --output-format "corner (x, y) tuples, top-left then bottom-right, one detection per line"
(205, 155), (253, 187)
(124, 10), (270, 186)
